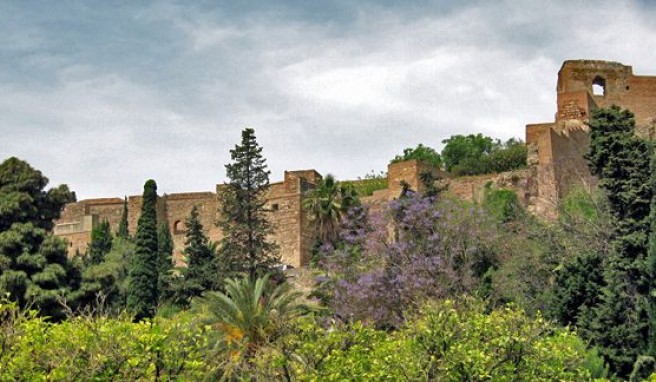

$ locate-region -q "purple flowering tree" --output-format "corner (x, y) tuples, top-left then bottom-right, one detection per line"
(321, 192), (500, 328)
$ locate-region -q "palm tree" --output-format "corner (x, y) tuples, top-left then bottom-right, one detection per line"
(302, 174), (359, 245)
(200, 274), (305, 351)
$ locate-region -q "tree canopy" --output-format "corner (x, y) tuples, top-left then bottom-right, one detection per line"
(0, 157), (79, 319)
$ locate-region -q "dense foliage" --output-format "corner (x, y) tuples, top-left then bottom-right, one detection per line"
(0, 157), (79, 320)
(218, 128), (279, 278)
(443, 135), (527, 176)
(0, 296), (605, 381)
(583, 106), (652, 376)
(0, 299), (212, 380)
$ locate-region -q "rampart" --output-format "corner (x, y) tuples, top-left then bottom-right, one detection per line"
(54, 161), (527, 267)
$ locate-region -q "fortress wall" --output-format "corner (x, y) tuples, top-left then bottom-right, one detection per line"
(550, 125), (596, 199)
(447, 169), (529, 204)
(163, 193), (219, 263)
(387, 160), (445, 197)
(87, 201), (124, 231)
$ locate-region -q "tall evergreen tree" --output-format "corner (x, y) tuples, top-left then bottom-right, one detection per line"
(88, 220), (112, 265)
(126, 179), (159, 320)
(117, 196), (129, 239)
(648, 142), (656, 355)
(181, 206), (219, 303)
(584, 105), (652, 376)
(0, 157), (78, 320)
(157, 222), (174, 302)
(218, 128), (279, 279)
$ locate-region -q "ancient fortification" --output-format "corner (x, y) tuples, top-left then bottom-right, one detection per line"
(54, 60), (656, 267)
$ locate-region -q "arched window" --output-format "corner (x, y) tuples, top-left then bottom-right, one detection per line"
(174, 220), (185, 234)
(592, 76), (606, 96)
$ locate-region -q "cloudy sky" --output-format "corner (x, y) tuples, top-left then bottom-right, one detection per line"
(2, 0), (656, 199)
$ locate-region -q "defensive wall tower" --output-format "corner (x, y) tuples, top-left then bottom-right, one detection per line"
(526, 60), (656, 218)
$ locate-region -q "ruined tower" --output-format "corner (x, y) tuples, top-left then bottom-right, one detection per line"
(526, 60), (656, 218)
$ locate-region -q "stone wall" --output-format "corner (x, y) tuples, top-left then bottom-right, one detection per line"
(54, 172), (320, 268)
(447, 169), (529, 205)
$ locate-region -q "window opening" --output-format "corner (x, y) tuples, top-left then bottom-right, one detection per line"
(592, 76), (606, 96)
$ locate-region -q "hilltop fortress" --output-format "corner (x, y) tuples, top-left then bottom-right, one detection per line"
(54, 60), (656, 267)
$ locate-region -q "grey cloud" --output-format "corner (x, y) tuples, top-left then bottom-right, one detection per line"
(2, 0), (656, 199)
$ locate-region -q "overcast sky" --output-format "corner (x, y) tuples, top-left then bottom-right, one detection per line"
(2, 0), (656, 200)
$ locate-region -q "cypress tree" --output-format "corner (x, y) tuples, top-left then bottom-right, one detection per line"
(126, 179), (159, 320)
(218, 128), (279, 279)
(117, 196), (129, 239)
(181, 206), (219, 302)
(88, 220), (112, 265)
(157, 222), (174, 302)
(584, 106), (652, 376)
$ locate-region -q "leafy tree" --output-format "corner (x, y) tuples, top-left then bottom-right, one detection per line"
(0, 157), (75, 232)
(157, 222), (174, 302)
(218, 128), (279, 279)
(179, 206), (220, 304)
(75, 236), (135, 312)
(0, 157), (79, 319)
(442, 135), (527, 176)
(584, 105), (652, 376)
(126, 179), (159, 320)
(441, 133), (494, 172)
(302, 174), (359, 246)
(486, 137), (527, 173)
(390, 143), (442, 168)
(117, 196), (129, 239)
(88, 220), (112, 265)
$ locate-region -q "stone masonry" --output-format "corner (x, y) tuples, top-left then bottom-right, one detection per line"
(54, 159), (526, 268)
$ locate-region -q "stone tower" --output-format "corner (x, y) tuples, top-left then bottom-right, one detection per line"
(526, 60), (656, 218)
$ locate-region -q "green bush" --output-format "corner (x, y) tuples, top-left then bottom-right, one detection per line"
(248, 299), (606, 381)
(483, 187), (522, 222)
(0, 299), (211, 381)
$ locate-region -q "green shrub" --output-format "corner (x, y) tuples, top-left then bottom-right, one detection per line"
(483, 187), (522, 222)
(249, 299), (607, 381)
(0, 298), (211, 381)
